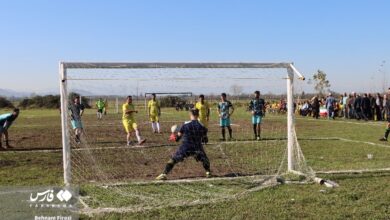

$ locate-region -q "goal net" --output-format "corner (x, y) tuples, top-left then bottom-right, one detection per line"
(60, 62), (313, 211)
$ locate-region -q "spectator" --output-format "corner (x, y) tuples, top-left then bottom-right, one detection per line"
(325, 93), (336, 120)
(361, 93), (371, 120)
(311, 96), (320, 119)
(375, 93), (383, 121)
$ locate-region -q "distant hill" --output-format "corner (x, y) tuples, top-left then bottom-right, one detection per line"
(0, 88), (96, 98)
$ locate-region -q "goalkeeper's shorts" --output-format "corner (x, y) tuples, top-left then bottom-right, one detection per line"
(219, 118), (231, 127)
(252, 115), (263, 125)
(172, 146), (208, 163)
(122, 119), (138, 133)
(149, 115), (159, 122)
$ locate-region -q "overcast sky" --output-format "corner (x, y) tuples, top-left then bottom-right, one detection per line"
(0, 0), (389, 94)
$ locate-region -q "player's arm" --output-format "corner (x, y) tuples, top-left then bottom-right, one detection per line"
(206, 105), (210, 121)
(147, 102), (151, 116)
(80, 105), (85, 117)
(157, 102), (161, 116)
(229, 102), (234, 116)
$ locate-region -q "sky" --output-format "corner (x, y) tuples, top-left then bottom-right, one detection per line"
(0, 0), (389, 94)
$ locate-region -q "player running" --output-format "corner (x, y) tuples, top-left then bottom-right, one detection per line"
(380, 88), (390, 141)
(195, 94), (210, 143)
(122, 96), (146, 146)
(96, 98), (106, 120)
(249, 91), (265, 140)
(217, 93), (234, 141)
(69, 96), (85, 144)
(156, 109), (211, 180)
(0, 108), (20, 150)
(147, 93), (161, 133)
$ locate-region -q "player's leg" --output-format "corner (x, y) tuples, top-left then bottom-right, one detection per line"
(195, 151), (211, 177)
(252, 116), (257, 139)
(123, 120), (133, 145)
(156, 150), (186, 180)
(3, 130), (11, 148)
(133, 122), (146, 145)
(256, 116), (262, 140)
(380, 122), (390, 141)
(220, 118), (226, 140)
(0, 128), (4, 149)
(156, 116), (161, 133)
(226, 118), (232, 140)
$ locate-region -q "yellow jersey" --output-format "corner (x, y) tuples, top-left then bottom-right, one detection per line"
(148, 100), (160, 115)
(195, 101), (210, 119)
(122, 103), (136, 120)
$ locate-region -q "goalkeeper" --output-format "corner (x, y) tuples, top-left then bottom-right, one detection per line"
(156, 109), (211, 180)
(96, 98), (106, 120)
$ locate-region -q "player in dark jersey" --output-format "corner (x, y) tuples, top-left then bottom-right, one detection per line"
(0, 108), (20, 150)
(217, 93), (234, 141)
(380, 88), (390, 141)
(249, 91), (265, 140)
(156, 109), (211, 180)
(69, 96), (85, 143)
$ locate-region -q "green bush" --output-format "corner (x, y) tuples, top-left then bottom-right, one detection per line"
(0, 97), (14, 108)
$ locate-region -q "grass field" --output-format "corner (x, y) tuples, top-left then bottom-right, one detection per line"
(1, 106), (390, 219)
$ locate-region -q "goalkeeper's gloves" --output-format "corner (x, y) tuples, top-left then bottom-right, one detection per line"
(169, 133), (181, 142)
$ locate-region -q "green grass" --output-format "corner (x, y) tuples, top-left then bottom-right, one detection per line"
(1, 108), (390, 219)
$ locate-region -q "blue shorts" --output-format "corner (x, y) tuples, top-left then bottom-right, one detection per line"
(252, 115), (263, 124)
(220, 118), (231, 127)
(172, 145), (208, 162)
(71, 120), (83, 129)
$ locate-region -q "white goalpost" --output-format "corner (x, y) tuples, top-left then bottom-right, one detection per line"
(60, 62), (306, 186)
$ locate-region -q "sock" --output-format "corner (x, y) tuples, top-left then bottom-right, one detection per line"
(151, 122), (156, 132)
(135, 130), (141, 142)
(385, 128), (390, 139)
(163, 159), (176, 174)
(221, 128), (226, 139)
(156, 122), (160, 132)
(228, 127), (232, 138)
(253, 124), (257, 137)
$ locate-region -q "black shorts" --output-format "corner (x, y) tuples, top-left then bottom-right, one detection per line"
(97, 109), (103, 113)
(172, 146), (208, 162)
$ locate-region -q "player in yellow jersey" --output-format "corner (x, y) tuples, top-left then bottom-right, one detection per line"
(195, 94), (210, 143)
(147, 93), (161, 133)
(122, 96), (146, 146)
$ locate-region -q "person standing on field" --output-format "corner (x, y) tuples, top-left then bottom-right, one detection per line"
(249, 91), (265, 140)
(69, 96), (85, 144)
(148, 93), (161, 133)
(195, 94), (210, 143)
(380, 88), (390, 141)
(217, 93), (234, 141)
(122, 96), (146, 146)
(325, 93), (336, 120)
(0, 108), (19, 150)
(96, 97), (106, 120)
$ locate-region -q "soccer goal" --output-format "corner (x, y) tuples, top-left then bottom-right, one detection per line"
(60, 62), (312, 190)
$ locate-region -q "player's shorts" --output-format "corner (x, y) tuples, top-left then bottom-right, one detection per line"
(97, 108), (104, 113)
(122, 119), (138, 133)
(71, 120), (83, 129)
(149, 115), (159, 122)
(198, 118), (208, 128)
(220, 118), (231, 127)
(172, 146), (208, 162)
(252, 115), (263, 125)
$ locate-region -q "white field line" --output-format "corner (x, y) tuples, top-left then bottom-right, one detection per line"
(315, 167), (390, 174)
(99, 175), (276, 187)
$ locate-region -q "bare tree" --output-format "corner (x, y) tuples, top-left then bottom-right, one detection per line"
(308, 70), (331, 96)
(230, 84), (243, 96)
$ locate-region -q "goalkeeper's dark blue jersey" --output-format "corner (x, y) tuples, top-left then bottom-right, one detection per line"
(249, 98), (265, 116)
(179, 120), (208, 150)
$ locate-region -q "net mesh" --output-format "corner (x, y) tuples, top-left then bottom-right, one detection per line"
(61, 65), (313, 211)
